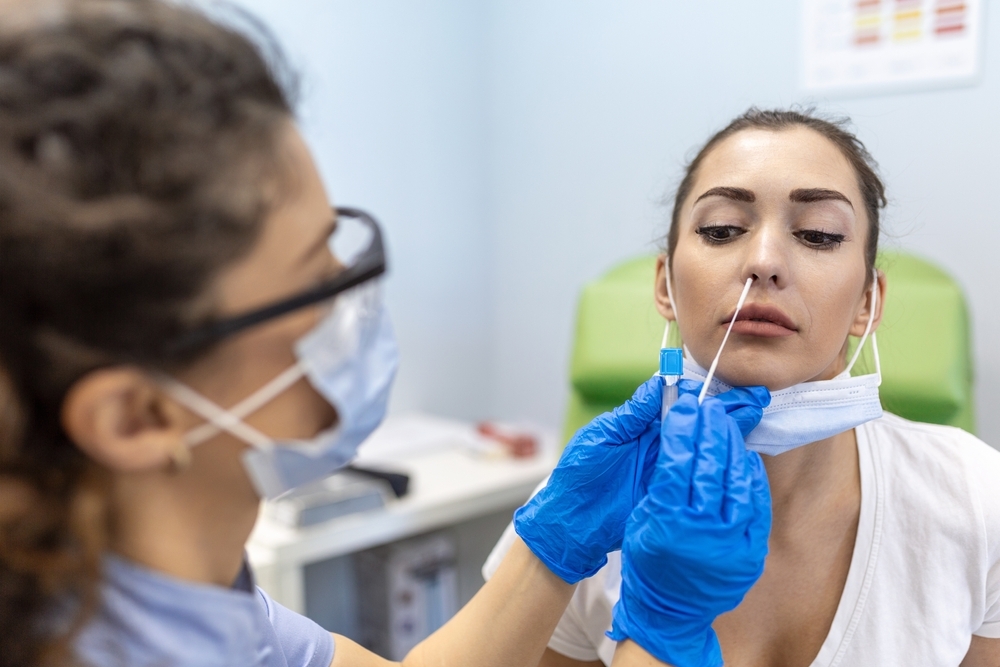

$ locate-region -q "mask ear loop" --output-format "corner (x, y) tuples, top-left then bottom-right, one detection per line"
(666, 269), (700, 360)
(698, 277), (754, 404)
(844, 269), (882, 384)
(663, 266), (678, 349)
(179, 364), (308, 446)
(157, 375), (277, 450)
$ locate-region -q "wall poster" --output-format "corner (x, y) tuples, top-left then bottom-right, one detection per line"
(802, 0), (983, 94)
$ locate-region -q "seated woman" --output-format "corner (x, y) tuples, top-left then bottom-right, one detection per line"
(486, 108), (1000, 666)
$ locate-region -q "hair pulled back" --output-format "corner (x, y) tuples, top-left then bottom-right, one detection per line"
(666, 107), (887, 273)
(0, 2), (294, 664)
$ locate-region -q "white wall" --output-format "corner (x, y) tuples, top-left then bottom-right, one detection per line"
(225, 0), (494, 421)
(225, 1), (1000, 445)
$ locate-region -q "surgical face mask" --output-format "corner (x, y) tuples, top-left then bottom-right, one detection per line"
(666, 269), (882, 456)
(160, 283), (399, 499)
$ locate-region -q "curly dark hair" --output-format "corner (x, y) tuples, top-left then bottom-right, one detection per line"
(0, 1), (295, 665)
(666, 107), (887, 274)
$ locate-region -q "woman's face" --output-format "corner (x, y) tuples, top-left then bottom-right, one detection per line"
(655, 127), (885, 391)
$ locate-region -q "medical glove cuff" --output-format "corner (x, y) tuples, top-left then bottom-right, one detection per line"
(607, 600), (722, 667)
(513, 504), (606, 585)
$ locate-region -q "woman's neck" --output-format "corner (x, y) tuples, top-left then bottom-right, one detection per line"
(761, 427), (861, 535)
(108, 454), (260, 588)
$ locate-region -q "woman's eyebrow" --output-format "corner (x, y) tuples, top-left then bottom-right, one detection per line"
(789, 188), (854, 209)
(694, 186), (756, 204)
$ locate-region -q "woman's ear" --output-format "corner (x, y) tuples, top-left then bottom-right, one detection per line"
(654, 254), (676, 321)
(848, 269), (887, 338)
(61, 367), (189, 472)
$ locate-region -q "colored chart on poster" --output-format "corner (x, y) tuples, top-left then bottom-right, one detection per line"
(802, 0), (983, 94)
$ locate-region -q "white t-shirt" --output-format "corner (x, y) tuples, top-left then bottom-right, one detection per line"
(483, 413), (1000, 666)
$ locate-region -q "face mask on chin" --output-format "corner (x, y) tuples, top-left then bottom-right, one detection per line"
(159, 282), (399, 500)
(667, 267), (882, 456)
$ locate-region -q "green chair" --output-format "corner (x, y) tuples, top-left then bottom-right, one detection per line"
(563, 251), (975, 443)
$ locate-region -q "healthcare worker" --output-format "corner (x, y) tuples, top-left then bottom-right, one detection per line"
(0, 3), (771, 667)
(487, 108), (1000, 666)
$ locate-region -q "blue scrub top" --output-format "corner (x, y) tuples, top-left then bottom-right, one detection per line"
(74, 554), (335, 667)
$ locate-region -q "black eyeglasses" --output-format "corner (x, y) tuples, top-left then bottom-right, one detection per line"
(164, 207), (386, 356)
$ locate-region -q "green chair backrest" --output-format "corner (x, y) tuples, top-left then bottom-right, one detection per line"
(564, 251), (975, 443)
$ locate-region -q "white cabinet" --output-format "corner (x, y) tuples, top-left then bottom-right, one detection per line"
(247, 413), (558, 617)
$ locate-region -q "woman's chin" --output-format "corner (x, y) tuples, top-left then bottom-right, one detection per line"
(710, 366), (815, 392)
(691, 349), (842, 392)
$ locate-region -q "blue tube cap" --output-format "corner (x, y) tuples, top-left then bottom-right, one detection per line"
(659, 348), (683, 376)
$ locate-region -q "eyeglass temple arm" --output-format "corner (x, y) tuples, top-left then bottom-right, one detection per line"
(163, 208), (386, 354)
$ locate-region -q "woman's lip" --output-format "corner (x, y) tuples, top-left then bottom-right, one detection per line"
(724, 303), (799, 331)
(729, 319), (796, 337)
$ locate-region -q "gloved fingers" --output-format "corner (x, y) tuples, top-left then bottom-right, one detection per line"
(711, 385), (771, 437)
(727, 406), (764, 439)
(720, 385), (771, 411)
(616, 373), (665, 433)
(748, 450), (771, 508)
(650, 393), (700, 508)
(747, 451), (773, 545)
(720, 416), (753, 526)
(634, 420), (663, 504)
(625, 420), (658, 508)
(689, 397), (730, 516)
(679, 382), (770, 437)
(677, 379), (704, 398)
(549, 423), (628, 472)
(747, 501), (773, 558)
(579, 375), (663, 446)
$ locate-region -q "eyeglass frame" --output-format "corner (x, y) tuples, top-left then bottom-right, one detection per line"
(163, 206), (386, 356)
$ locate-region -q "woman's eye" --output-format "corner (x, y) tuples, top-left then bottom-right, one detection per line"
(795, 229), (846, 249)
(696, 225), (745, 244)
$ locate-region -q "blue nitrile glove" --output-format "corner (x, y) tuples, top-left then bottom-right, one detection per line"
(608, 393), (772, 667)
(514, 376), (770, 585)
(514, 375), (663, 584)
(676, 379), (770, 437)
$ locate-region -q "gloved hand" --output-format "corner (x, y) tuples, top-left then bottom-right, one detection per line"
(608, 393), (772, 667)
(676, 379), (769, 438)
(514, 375), (663, 584)
(514, 376), (770, 585)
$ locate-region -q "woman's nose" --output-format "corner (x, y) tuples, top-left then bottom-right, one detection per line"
(740, 226), (787, 287)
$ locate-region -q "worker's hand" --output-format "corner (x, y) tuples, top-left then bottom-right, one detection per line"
(513, 375), (769, 585)
(514, 375), (663, 584)
(608, 393), (772, 667)
(676, 379), (770, 438)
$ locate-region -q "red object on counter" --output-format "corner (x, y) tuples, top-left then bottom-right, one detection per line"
(476, 422), (538, 458)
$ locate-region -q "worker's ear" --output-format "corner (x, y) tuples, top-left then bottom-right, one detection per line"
(848, 270), (886, 338)
(654, 254), (676, 322)
(61, 367), (191, 471)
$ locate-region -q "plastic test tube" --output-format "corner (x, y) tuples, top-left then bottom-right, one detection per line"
(659, 347), (683, 419)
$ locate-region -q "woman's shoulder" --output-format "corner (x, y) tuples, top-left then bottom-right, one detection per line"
(867, 411), (999, 463)
(857, 413), (1000, 645)
(865, 412), (1000, 535)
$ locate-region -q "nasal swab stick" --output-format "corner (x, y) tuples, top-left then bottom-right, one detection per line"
(698, 277), (753, 405)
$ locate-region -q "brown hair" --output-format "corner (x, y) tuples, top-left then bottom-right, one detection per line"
(666, 107), (887, 273)
(0, 1), (294, 664)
